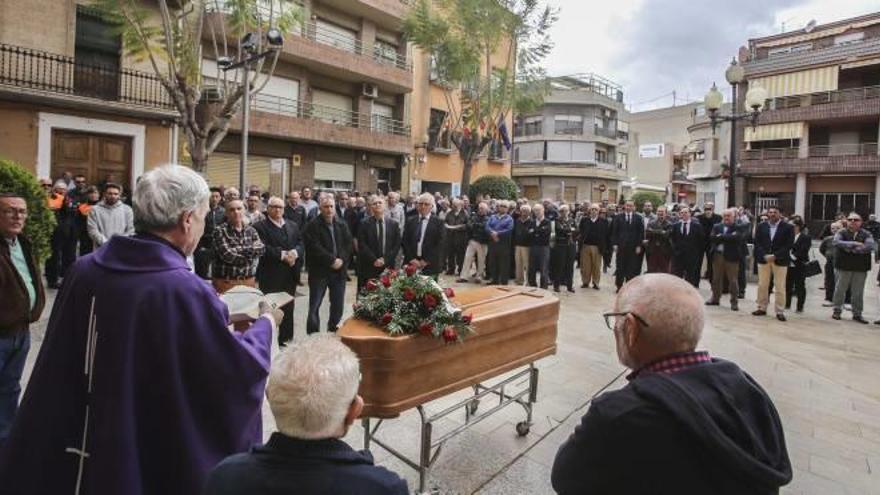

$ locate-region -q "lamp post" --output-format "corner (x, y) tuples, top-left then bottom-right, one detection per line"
(704, 58), (768, 208)
(221, 29), (284, 194)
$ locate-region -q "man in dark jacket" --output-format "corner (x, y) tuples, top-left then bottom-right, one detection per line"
(443, 198), (469, 276)
(611, 200), (645, 291)
(0, 192), (46, 443)
(254, 197), (304, 346)
(303, 196), (353, 334)
(402, 193), (445, 278)
(552, 274), (791, 495)
(356, 195), (401, 291)
(670, 206), (705, 288)
(706, 208), (746, 311)
(194, 187), (225, 279)
(527, 203), (552, 289)
(283, 191), (307, 228)
(44, 180), (77, 289)
(205, 335), (408, 495)
(752, 206), (794, 321)
(578, 203), (608, 289)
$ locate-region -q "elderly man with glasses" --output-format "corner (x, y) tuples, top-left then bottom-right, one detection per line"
(831, 213), (875, 323)
(552, 274), (792, 494)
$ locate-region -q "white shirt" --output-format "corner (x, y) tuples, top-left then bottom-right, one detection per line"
(417, 213), (431, 257)
(768, 220), (780, 241)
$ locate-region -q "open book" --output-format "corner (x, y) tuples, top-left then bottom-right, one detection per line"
(220, 286), (294, 324)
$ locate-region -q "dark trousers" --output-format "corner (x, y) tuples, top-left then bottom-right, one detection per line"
(603, 246), (613, 273)
(0, 330), (29, 443)
(45, 230), (76, 285)
(445, 233), (467, 275)
(194, 247), (213, 280)
(307, 271), (346, 334)
(614, 248), (642, 289)
(824, 260), (835, 302)
(78, 233), (94, 257)
(551, 243), (575, 290)
(487, 239), (511, 285)
(259, 279), (296, 346)
(786, 264), (806, 311)
(646, 251), (672, 273)
(672, 257), (700, 288)
(528, 245), (551, 288)
(738, 257), (747, 296)
(703, 249), (713, 279)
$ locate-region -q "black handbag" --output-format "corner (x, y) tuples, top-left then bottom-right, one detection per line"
(803, 259), (822, 278)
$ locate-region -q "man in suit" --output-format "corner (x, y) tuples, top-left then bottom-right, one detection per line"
(302, 196), (353, 334)
(579, 203), (608, 289)
(357, 195), (401, 291)
(706, 208), (746, 311)
(611, 200), (645, 291)
(254, 197), (304, 346)
(283, 191), (306, 228)
(752, 206), (794, 322)
(402, 193), (445, 278)
(670, 206), (704, 288)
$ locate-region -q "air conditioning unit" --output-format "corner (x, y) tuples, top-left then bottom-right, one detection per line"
(362, 83), (378, 99)
(200, 86), (224, 103)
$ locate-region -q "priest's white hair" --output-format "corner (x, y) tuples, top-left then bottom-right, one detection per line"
(133, 164), (210, 232)
(267, 334), (360, 440)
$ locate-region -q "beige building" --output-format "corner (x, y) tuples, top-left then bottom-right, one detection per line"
(0, 1), (176, 192)
(738, 12), (880, 232)
(686, 103), (733, 208)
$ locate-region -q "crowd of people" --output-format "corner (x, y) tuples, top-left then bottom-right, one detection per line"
(0, 164), (811, 493)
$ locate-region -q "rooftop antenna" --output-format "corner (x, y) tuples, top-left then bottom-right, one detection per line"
(804, 19), (817, 33)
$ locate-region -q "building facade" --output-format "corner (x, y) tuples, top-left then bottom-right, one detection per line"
(686, 103), (733, 208)
(0, 1), (176, 193)
(512, 74), (628, 203)
(739, 12), (880, 233)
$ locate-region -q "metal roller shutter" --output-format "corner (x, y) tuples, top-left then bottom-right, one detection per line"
(205, 152), (273, 190)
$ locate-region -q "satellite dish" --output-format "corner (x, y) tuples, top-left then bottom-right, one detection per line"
(804, 19), (817, 33)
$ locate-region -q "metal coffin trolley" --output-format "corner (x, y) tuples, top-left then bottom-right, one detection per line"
(339, 286), (560, 493)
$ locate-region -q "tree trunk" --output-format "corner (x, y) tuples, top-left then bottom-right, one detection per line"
(460, 155), (474, 197)
(189, 138), (209, 173)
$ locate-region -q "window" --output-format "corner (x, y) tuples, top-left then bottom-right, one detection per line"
(554, 114), (583, 135)
(616, 152), (628, 170)
(311, 89), (354, 126)
(834, 32), (864, 46)
(594, 116), (605, 129)
(315, 19), (359, 53)
(374, 39), (399, 66)
(74, 6), (121, 100)
(518, 116), (542, 136)
(809, 193), (874, 221)
(694, 105), (706, 117)
(427, 109), (451, 150)
(595, 149), (608, 163)
(371, 103), (395, 133)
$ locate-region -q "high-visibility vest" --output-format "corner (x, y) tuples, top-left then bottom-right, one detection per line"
(78, 203), (93, 217)
(47, 194), (65, 211)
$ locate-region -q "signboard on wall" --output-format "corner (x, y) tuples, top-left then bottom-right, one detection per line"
(638, 143), (666, 158)
(451, 182), (461, 197)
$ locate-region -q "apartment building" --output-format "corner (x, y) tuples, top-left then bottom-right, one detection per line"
(625, 102), (701, 204)
(685, 103), (733, 208)
(512, 74), (628, 203)
(204, 0), (412, 195)
(0, 1), (177, 193)
(739, 12), (880, 233)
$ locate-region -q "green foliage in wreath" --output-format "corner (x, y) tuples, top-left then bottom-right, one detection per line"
(353, 261), (475, 343)
(0, 158), (55, 263)
(468, 175), (519, 201)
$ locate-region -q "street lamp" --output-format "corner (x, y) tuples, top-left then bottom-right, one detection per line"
(704, 58), (767, 208)
(221, 30), (284, 193)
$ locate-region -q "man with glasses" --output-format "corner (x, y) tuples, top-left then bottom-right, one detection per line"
(254, 197), (304, 346)
(831, 213), (875, 323)
(752, 206), (794, 322)
(551, 274), (791, 494)
(402, 193), (445, 279)
(0, 192), (46, 443)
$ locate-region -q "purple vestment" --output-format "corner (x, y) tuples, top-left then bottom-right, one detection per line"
(0, 234), (272, 494)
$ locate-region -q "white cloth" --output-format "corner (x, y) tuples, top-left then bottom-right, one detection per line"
(417, 214), (430, 257)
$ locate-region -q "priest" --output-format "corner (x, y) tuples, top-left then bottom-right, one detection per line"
(0, 165), (280, 495)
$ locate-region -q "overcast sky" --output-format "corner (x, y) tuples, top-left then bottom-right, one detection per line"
(542, 0), (878, 112)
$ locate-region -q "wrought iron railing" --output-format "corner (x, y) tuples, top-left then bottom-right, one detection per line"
(593, 125), (618, 139)
(251, 93), (410, 136)
(302, 20), (410, 71)
(764, 85), (880, 111)
(742, 143), (879, 160)
(0, 43), (173, 109)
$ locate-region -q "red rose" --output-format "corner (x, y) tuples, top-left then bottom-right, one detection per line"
(381, 313), (393, 326)
(444, 287), (455, 298)
(365, 279), (378, 291)
(403, 288), (416, 301)
(388, 269), (398, 278)
(405, 263), (418, 276)
(381, 275), (392, 287)
(423, 294), (438, 309)
(462, 314), (473, 324)
(442, 326), (457, 343)
(418, 322), (434, 336)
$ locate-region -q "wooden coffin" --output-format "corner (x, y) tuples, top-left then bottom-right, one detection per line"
(339, 286), (559, 418)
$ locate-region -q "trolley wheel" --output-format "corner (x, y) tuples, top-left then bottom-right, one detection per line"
(468, 399), (480, 415)
(516, 421), (531, 437)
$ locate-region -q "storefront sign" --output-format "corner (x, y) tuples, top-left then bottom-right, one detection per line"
(639, 144), (665, 158)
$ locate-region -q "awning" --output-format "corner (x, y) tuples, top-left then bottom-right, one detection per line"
(841, 57), (880, 70)
(744, 122), (804, 142)
(749, 66), (838, 98)
(755, 18), (880, 48)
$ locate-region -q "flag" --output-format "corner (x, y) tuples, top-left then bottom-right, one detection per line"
(498, 121), (511, 150)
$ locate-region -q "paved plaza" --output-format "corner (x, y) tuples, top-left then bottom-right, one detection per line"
(21, 254), (880, 495)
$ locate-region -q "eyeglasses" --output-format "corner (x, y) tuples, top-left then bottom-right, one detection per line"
(40, 183), (52, 188)
(602, 311), (650, 331)
(848, 218), (861, 222)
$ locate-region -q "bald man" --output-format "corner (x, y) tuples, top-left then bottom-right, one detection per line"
(552, 274), (791, 494)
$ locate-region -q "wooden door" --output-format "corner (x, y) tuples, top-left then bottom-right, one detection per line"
(52, 131), (132, 189)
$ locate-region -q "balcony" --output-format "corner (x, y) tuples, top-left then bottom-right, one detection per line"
(0, 43), (176, 118)
(740, 143), (880, 174)
(512, 160), (627, 180)
(758, 85), (880, 124)
(235, 93), (411, 154)
(318, 0), (410, 27)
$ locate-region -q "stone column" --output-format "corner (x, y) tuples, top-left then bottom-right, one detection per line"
(795, 173), (807, 217)
(798, 122), (810, 158)
(874, 174), (880, 217)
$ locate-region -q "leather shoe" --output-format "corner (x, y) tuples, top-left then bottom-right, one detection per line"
(752, 310), (766, 316)
(853, 316), (869, 324)
(731, 304), (739, 311)
(705, 300), (719, 306)
(776, 314), (787, 322)
(832, 312), (841, 320)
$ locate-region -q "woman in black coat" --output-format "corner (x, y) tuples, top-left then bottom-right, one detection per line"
(785, 219), (811, 312)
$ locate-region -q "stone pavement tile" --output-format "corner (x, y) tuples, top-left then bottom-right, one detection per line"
(476, 455), (554, 495)
(783, 468), (847, 495)
(809, 454), (877, 494)
(813, 426), (880, 462)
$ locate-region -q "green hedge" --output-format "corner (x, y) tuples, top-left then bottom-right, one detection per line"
(0, 158), (55, 263)
(468, 175), (519, 201)
(631, 191), (665, 212)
